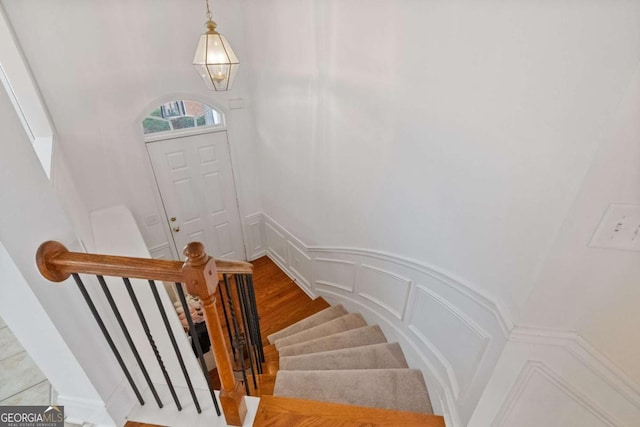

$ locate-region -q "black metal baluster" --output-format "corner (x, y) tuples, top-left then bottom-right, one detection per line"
(237, 274), (262, 374)
(145, 280), (201, 414)
(223, 274), (250, 395)
(241, 274), (262, 373)
(96, 275), (161, 407)
(246, 275), (265, 364)
(175, 283), (221, 416)
(71, 274), (144, 405)
(235, 274), (258, 388)
(217, 278), (236, 361)
(117, 278), (164, 408)
(241, 274), (262, 375)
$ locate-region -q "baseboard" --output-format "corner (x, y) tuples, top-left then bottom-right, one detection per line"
(56, 394), (117, 427)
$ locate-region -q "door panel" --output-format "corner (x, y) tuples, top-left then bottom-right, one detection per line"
(147, 131), (245, 260)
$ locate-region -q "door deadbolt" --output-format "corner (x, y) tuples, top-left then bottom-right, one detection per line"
(170, 217), (177, 222)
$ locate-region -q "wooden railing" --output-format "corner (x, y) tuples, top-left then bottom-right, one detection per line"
(36, 240), (251, 426)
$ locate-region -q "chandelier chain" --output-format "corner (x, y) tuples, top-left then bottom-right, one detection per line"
(205, 0), (213, 21)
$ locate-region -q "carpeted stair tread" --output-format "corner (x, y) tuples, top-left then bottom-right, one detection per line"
(274, 313), (367, 350)
(274, 368), (433, 414)
(279, 342), (408, 371)
(268, 304), (347, 344)
(278, 325), (387, 357)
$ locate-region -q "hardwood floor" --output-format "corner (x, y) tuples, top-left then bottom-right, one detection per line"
(125, 256), (329, 427)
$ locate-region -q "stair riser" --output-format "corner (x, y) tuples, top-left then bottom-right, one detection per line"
(280, 342), (408, 371)
(267, 304), (347, 344)
(274, 369), (433, 414)
(274, 313), (367, 349)
(278, 325), (388, 357)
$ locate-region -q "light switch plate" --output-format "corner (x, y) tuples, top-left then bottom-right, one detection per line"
(589, 203), (640, 251)
(228, 98), (244, 109)
(144, 214), (161, 227)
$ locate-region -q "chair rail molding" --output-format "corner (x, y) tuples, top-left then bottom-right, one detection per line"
(249, 211), (515, 426)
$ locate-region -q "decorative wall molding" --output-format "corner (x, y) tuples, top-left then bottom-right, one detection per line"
(244, 212), (266, 260)
(264, 221), (286, 265)
(469, 327), (640, 427)
(251, 212), (514, 426)
(314, 258), (357, 292)
(409, 285), (491, 401)
(287, 240), (312, 290)
(151, 211), (640, 427)
(308, 246), (514, 336)
(511, 328), (640, 411)
(494, 361), (620, 427)
(358, 264), (412, 321)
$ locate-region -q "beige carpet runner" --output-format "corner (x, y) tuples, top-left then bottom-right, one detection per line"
(269, 304), (434, 414)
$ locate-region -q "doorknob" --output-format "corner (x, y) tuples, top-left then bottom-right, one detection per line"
(172, 226), (180, 232)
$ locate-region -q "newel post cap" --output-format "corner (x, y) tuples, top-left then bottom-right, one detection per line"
(36, 241), (71, 282)
(182, 241), (219, 298)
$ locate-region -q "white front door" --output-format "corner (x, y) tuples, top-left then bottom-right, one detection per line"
(147, 131), (246, 260)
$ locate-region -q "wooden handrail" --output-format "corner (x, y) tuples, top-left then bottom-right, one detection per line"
(35, 240), (248, 426)
(36, 241), (253, 283)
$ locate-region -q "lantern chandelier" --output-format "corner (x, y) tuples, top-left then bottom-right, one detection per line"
(193, 0), (239, 91)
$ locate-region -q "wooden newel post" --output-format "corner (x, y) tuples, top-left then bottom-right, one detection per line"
(182, 242), (247, 426)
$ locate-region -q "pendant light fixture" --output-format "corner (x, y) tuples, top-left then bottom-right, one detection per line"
(193, 0), (239, 91)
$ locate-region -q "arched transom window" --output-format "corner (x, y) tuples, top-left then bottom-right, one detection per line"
(142, 100), (223, 135)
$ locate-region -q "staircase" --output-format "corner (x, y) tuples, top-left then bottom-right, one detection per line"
(256, 303), (445, 426)
(36, 241), (444, 426)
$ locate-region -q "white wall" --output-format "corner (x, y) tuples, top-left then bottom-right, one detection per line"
(239, 0), (640, 423)
(242, 0), (640, 320)
(1, 0), (261, 255)
(3, 0), (640, 424)
(52, 143), (96, 252)
(469, 39), (640, 427)
(520, 64), (640, 381)
(0, 81), (122, 425)
(1, 3), (95, 251)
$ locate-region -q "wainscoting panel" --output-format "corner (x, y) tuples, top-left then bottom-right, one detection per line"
(314, 258), (357, 292)
(357, 264), (411, 320)
(265, 221), (286, 265)
(207, 212), (640, 427)
(261, 215), (315, 299)
(469, 329), (640, 427)
(287, 241), (312, 291)
(244, 212), (266, 260)
(496, 362), (616, 427)
(409, 285), (490, 400)
(257, 212), (512, 426)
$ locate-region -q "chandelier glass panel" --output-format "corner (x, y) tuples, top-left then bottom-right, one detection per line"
(193, 0), (239, 91)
